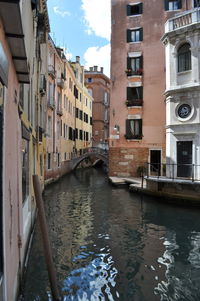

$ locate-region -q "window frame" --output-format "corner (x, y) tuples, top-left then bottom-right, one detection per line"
(127, 28), (143, 43)
(177, 43), (191, 73)
(127, 3), (143, 16)
(164, 0), (182, 11)
(125, 119), (143, 140)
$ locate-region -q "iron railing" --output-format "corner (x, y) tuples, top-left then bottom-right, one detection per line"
(144, 162), (200, 182)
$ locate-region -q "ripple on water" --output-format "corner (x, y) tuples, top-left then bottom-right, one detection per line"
(62, 244), (119, 300)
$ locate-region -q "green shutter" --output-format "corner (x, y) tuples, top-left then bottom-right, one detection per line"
(139, 3), (143, 14)
(139, 119), (142, 138)
(125, 119), (130, 137)
(127, 57), (131, 70)
(127, 5), (131, 16)
(127, 87), (132, 100)
(140, 28), (143, 41)
(164, 0), (169, 10)
(140, 56), (143, 69)
(127, 29), (132, 42)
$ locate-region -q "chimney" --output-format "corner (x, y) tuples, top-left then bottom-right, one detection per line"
(100, 67), (104, 73)
(76, 56), (80, 63)
(94, 66), (98, 72)
(89, 67), (93, 72)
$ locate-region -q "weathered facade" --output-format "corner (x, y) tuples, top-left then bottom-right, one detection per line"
(109, 0), (195, 177)
(85, 66), (110, 150)
(0, 0), (49, 300)
(45, 50), (93, 184)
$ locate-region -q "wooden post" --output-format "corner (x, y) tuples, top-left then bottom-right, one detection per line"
(32, 175), (60, 301)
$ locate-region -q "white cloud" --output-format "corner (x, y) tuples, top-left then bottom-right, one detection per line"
(81, 0), (111, 41)
(53, 6), (71, 17)
(84, 44), (111, 77)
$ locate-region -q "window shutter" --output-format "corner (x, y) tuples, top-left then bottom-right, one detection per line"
(139, 3), (143, 14)
(140, 56), (143, 69)
(126, 5), (131, 16)
(139, 119), (142, 138)
(140, 28), (143, 41)
(127, 57), (131, 70)
(127, 29), (132, 43)
(164, 0), (169, 10)
(127, 87), (132, 100)
(125, 119), (130, 137)
(178, 0), (182, 9)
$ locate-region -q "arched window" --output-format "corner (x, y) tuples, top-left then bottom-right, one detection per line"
(178, 43), (191, 72)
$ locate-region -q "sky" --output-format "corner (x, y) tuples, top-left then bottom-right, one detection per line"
(47, 0), (111, 77)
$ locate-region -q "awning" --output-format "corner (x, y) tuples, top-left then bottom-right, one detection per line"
(0, 0), (29, 83)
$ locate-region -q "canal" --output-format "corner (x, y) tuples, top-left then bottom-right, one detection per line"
(22, 168), (200, 301)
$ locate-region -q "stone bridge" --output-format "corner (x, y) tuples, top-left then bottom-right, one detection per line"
(71, 147), (108, 170)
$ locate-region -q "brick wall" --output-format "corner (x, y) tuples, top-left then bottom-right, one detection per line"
(109, 147), (149, 177)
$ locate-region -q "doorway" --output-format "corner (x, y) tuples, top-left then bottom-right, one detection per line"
(150, 150), (161, 176)
(177, 141), (192, 178)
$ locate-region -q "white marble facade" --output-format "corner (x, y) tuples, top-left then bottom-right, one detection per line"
(162, 8), (200, 179)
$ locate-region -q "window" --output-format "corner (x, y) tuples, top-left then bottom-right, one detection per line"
(75, 128), (78, 139)
(127, 56), (143, 75)
(48, 116), (52, 137)
(127, 3), (143, 16)
(57, 153), (60, 167)
(47, 153), (51, 170)
(125, 119), (142, 139)
(164, 0), (181, 11)
(127, 28), (143, 43)
(76, 108), (79, 118)
(194, 0), (200, 7)
(79, 110), (83, 120)
(126, 87), (143, 106)
(79, 129), (83, 140)
(178, 43), (191, 72)
(88, 78), (92, 83)
(69, 127), (73, 140)
(21, 137), (29, 202)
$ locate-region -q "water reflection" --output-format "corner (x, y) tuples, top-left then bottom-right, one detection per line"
(23, 169), (200, 301)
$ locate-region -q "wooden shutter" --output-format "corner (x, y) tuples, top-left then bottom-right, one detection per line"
(125, 119), (130, 137)
(139, 28), (143, 41)
(138, 119), (142, 138)
(164, 0), (169, 10)
(127, 57), (131, 70)
(127, 29), (132, 43)
(139, 3), (143, 14)
(127, 87), (132, 100)
(178, 0), (182, 9)
(126, 5), (132, 16)
(140, 56), (143, 69)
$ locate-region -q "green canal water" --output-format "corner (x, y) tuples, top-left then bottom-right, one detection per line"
(22, 168), (200, 300)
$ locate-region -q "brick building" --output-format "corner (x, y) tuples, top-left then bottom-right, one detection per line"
(109, 0), (196, 177)
(85, 66), (110, 150)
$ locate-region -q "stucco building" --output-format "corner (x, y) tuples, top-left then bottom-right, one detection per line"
(45, 50), (93, 184)
(85, 66), (110, 150)
(109, 0), (196, 177)
(162, 6), (200, 180)
(0, 0), (49, 300)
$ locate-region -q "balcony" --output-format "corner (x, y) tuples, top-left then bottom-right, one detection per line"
(57, 107), (63, 116)
(126, 99), (143, 107)
(165, 8), (200, 33)
(125, 68), (143, 77)
(57, 78), (64, 89)
(47, 97), (54, 109)
(48, 64), (56, 79)
(125, 134), (142, 140)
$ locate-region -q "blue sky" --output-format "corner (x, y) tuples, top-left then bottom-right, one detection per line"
(47, 0), (111, 76)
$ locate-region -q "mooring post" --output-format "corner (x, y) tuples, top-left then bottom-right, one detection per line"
(32, 175), (60, 301)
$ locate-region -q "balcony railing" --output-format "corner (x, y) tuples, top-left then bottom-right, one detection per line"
(165, 8), (200, 32)
(125, 69), (143, 76)
(126, 99), (143, 107)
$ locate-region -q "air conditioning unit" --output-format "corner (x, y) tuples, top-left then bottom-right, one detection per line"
(40, 75), (46, 95)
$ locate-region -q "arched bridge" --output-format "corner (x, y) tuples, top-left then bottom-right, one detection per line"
(71, 147), (108, 170)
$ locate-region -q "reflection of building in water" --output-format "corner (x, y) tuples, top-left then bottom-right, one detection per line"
(155, 230), (200, 300)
